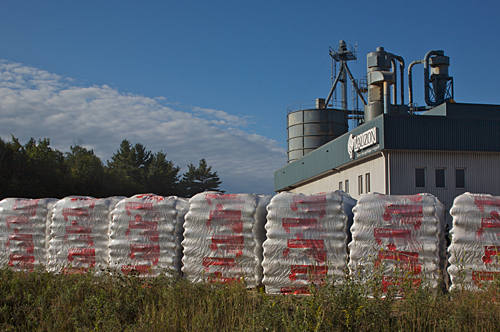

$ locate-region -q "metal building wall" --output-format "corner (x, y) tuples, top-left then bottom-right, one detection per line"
(289, 154), (386, 200)
(388, 150), (500, 225)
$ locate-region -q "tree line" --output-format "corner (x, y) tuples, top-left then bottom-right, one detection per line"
(0, 136), (223, 199)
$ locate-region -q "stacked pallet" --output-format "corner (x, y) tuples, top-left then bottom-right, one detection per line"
(47, 196), (117, 273)
(109, 194), (188, 276)
(182, 192), (270, 287)
(0, 198), (57, 270)
(448, 193), (500, 289)
(262, 191), (356, 294)
(348, 194), (446, 290)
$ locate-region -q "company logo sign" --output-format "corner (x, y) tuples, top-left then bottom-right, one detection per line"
(347, 127), (378, 159)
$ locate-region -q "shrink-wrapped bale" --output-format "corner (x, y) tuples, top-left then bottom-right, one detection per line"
(262, 191), (356, 294)
(0, 198), (57, 270)
(47, 196), (117, 273)
(182, 192), (271, 287)
(109, 194), (188, 276)
(448, 193), (500, 289)
(348, 193), (446, 290)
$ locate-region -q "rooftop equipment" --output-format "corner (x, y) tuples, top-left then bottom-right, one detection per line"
(364, 47), (405, 122)
(286, 40), (365, 164)
(408, 50), (454, 110)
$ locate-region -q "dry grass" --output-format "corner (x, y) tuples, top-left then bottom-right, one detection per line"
(0, 267), (499, 331)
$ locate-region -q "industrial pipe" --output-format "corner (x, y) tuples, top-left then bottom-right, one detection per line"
(408, 59), (424, 106)
(391, 58), (397, 105)
(424, 50), (445, 106)
(383, 81), (390, 114)
(393, 55), (405, 105)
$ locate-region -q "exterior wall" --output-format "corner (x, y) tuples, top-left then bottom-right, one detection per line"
(289, 154), (386, 200)
(388, 150), (500, 225)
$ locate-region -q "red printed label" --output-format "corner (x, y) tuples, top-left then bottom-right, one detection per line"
(482, 246), (500, 264)
(383, 204), (423, 230)
(7, 233), (34, 253)
(129, 244), (160, 265)
(472, 271), (500, 286)
(210, 235), (244, 256)
(135, 194), (164, 201)
(289, 265), (327, 282)
(290, 195), (327, 218)
(5, 216), (30, 229)
(202, 257), (236, 270)
(287, 239), (325, 249)
(13, 199), (40, 217)
(62, 208), (90, 221)
(8, 254), (35, 268)
(283, 239), (327, 263)
(282, 218), (318, 234)
(204, 193), (242, 206)
(377, 250), (421, 274)
(475, 197), (500, 212)
(125, 202), (155, 211)
(68, 248), (96, 265)
(206, 209), (243, 233)
(374, 228), (412, 244)
(476, 211), (500, 237)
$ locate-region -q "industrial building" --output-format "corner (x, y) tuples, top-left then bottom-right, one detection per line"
(274, 41), (500, 224)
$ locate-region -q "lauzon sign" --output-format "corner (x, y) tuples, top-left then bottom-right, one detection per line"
(347, 127), (378, 159)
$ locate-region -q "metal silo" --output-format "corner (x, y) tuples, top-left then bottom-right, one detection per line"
(287, 98), (348, 163)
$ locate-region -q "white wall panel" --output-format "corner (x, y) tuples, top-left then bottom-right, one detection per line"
(290, 154), (386, 200)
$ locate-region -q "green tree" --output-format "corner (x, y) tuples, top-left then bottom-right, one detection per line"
(65, 144), (104, 197)
(22, 137), (69, 198)
(180, 159), (223, 197)
(146, 151), (181, 196)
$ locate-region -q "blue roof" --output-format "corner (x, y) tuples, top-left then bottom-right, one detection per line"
(274, 102), (500, 191)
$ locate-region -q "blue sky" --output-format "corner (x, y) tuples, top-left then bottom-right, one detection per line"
(0, 0), (499, 195)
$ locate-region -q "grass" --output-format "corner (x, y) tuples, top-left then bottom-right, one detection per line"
(0, 267), (499, 331)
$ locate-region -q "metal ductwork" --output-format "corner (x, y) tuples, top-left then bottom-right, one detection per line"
(408, 50), (454, 107)
(364, 47), (405, 122)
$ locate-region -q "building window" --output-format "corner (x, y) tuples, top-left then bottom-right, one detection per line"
(456, 168), (465, 188)
(415, 168), (426, 188)
(358, 175), (363, 195)
(365, 173), (371, 193)
(339, 181), (343, 191)
(345, 180), (349, 193)
(435, 168), (445, 188)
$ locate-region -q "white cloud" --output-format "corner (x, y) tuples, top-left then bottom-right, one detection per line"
(0, 60), (287, 194)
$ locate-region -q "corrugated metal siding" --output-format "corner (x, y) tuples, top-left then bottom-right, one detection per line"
(290, 154), (386, 200)
(384, 115), (500, 152)
(389, 150), (500, 224)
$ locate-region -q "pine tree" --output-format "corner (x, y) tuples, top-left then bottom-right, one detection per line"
(180, 159), (223, 197)
(65, 144), (104, 197)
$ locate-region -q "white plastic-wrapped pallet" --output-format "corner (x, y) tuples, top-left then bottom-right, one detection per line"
(47, 196), (117, 273)
(182, 192), (271, 287)
(0, 198), (57, 270)
(348, 193), (446, 290)
(109, 194), (188, 276)
(448, 193), (500, 289)
(262, 191), (356, 295)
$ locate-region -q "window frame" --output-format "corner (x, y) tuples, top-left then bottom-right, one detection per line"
(435, 168), (446, 188)
(455, 168), (465, 189)
(358, 175), (363, 195)
(345, 179), (349, 193)
(365, 173), (371, 193)
(415, 167), (426, 188)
